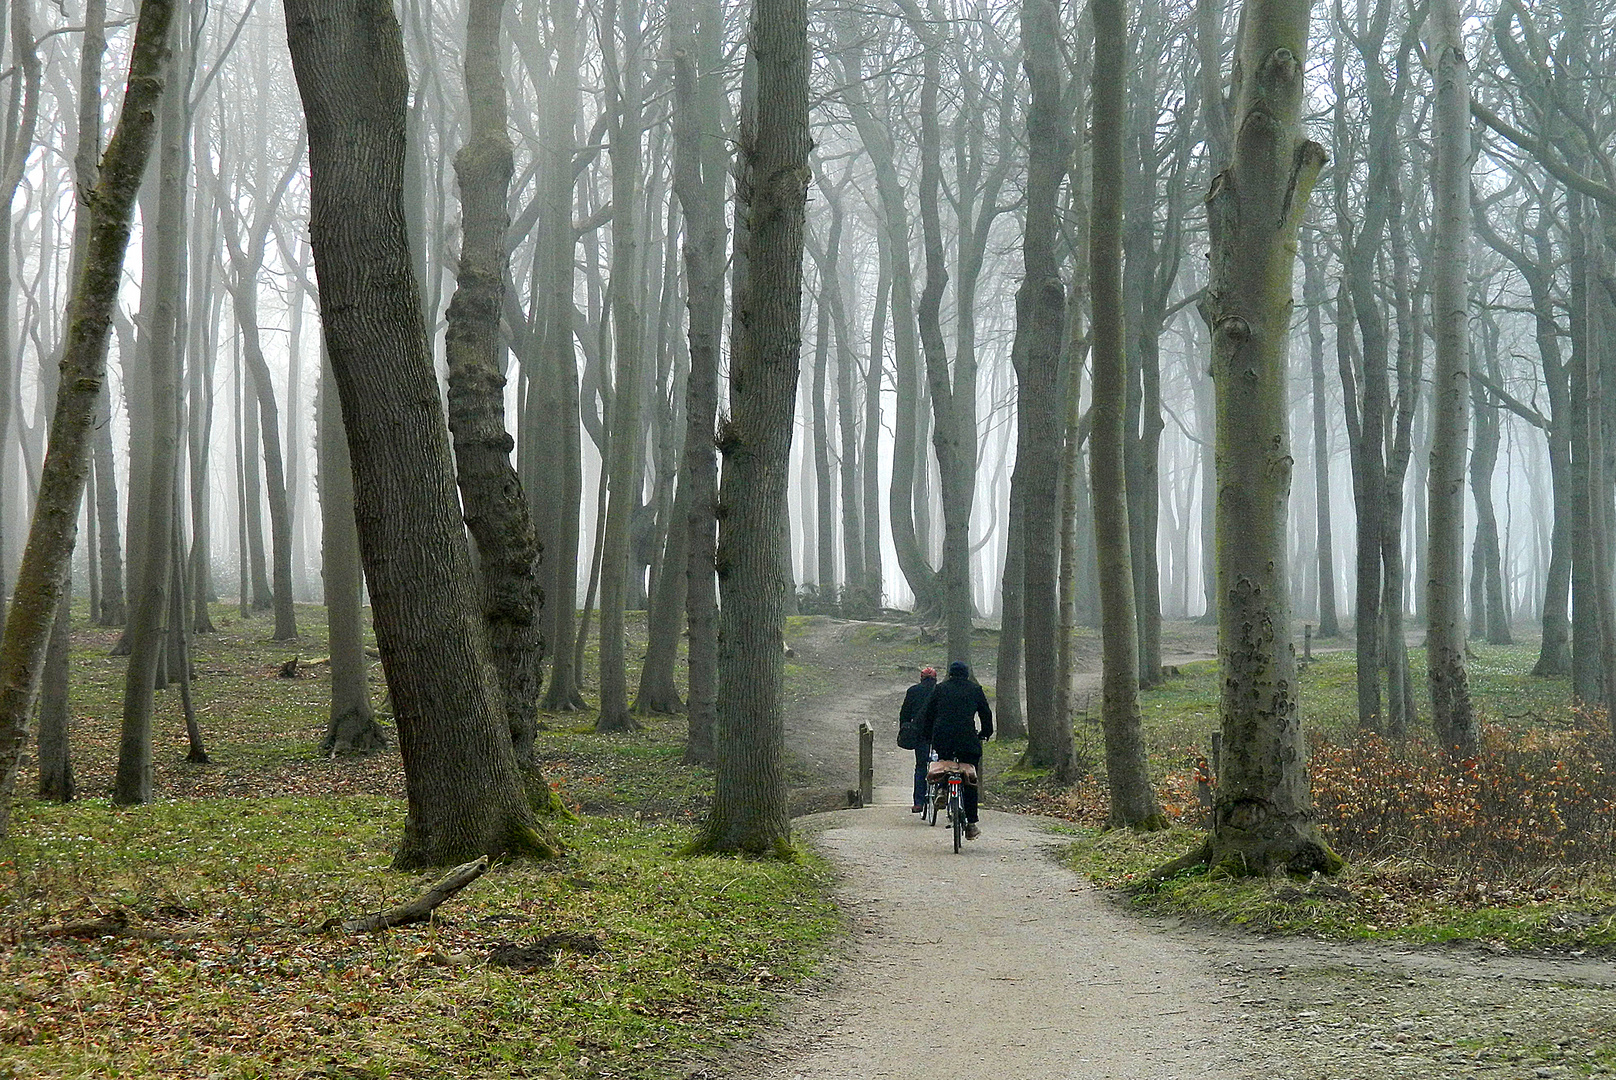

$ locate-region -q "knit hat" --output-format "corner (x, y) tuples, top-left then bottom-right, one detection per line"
(948, 660), (970, 679)
(919, 666), (937, 679)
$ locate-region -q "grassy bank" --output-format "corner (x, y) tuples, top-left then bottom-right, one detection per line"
(0, 604), (840, 1079)
(977, 631), (1616, 955)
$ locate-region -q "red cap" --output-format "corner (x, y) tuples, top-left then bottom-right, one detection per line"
(919, 666), (937, 678)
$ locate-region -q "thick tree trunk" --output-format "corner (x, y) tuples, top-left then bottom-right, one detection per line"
(1198, 0), (1337, 876)
(444, 0), (553, 800)
(1425, 0), (1474, 755)
(284, 0), (553, 868)
(1088, 0), (1156, 818)
(691, 0), (808, 855)
(1014, 0), (1078, 782)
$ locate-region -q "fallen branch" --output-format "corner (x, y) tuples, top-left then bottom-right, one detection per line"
(325, 856), (490, 933)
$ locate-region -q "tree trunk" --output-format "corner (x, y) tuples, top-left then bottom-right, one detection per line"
(810, 283), (836, 589)
(91, 390), (125, 625)
(318, 355), (386, 755)
(1425, 0), (1474, 755)
(1015, 0), (1078, 783)
(35, 584), (74, 802)
(994, 481), (1027, 739)
(835, 17), (936, 615)
(443, 0), (552, 799)
(284, 0), (554, 868)
(240, 362), (271, 611)
(0, 0), (171, 834)
(670, 0), (725, 762)
(1088, 0), (1156, 818)
(901, 0), (976, 663)
(186, 148), (218, 635)
(690, 0), (808, 855)
(114, 11), (188, 806)
(535, 0), (585, 714)
(1198, 0), (1337, 876)
(863, 258), (888, 607)
(1302, 232), (1339, 637)
(0, 0), (43, 613)
(596, 0), (648, 733)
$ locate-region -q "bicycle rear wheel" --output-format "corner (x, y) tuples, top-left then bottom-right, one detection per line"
(951, 796), (963, 853)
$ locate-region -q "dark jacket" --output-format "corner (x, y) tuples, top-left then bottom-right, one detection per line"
(918, 674), (993, 760)
(898, 679), (936, 730)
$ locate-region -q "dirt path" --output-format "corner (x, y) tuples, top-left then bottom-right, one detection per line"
(728, 618), (1616, 1080)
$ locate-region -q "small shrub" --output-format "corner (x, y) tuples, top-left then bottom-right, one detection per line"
(1310, 723), (1616, 875)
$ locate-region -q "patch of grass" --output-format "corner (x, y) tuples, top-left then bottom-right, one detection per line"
(0, 800), (842, 1079)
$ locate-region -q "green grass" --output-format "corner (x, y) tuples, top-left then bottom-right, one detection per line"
(1, 602), (843, 1079)
(1, 799), (840, 1079)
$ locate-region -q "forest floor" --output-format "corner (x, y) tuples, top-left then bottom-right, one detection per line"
(719, 618), (1616, 1080)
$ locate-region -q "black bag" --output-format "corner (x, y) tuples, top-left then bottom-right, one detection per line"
(896, 718), (921, 750)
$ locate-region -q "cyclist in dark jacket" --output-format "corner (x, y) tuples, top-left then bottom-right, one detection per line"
(918, 660), (993, 838)
(898, 667), (938, 812)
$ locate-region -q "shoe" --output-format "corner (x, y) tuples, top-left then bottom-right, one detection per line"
(965, 824), (981, 840)
(911, 804), (924, 813)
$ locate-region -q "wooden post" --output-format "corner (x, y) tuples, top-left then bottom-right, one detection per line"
(858, 722), (874, 806)
(1304, 623), (1313, 662)
(1210, 731), (1222, 778)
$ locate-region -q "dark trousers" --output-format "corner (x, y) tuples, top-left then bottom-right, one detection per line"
(912, 742), (930, 807)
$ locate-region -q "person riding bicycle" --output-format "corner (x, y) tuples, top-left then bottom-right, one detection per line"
(899, 666), (939, 813)
(917, 660), (993, 839)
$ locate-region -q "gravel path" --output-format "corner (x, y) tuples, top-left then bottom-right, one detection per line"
(722, 619), (1616, 1080)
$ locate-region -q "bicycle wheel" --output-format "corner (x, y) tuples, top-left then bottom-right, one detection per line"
(951, 800), (963, 853)
(926, 783), (939, 826)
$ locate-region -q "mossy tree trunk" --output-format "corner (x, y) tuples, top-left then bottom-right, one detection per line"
(284, 0), (554, 869)
(1199, 0), (1338, 876)
(0, 0), (174, 838)
(444, 0), (554, 809)
(1089, 0), (1160, 823)
(690, 0), (809, 856)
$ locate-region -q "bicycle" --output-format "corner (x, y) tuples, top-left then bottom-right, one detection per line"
(925, 758), (977, 853)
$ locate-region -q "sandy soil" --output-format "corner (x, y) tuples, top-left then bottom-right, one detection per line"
(703, 618), (1616, 1080)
